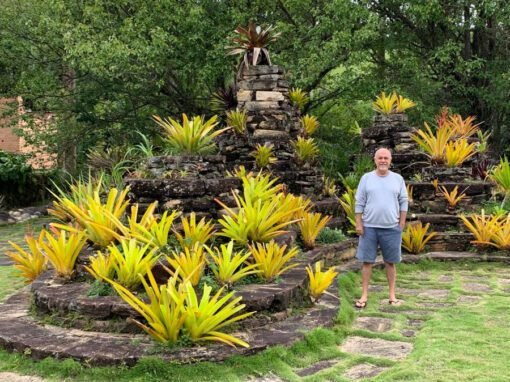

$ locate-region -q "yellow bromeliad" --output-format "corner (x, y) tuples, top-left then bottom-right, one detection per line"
(6, 231), (47, 283)
(306, 262), (338, 302)
(248, 240), (299, 282)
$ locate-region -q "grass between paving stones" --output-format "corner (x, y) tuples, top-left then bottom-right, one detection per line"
(0, 218), (509, 381)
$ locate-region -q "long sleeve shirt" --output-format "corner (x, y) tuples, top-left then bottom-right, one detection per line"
(355, 170), (408, 228)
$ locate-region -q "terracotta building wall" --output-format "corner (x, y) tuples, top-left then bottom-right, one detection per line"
(0, 97), (56, 169)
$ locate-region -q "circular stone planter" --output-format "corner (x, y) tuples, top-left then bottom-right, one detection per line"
(0, 240), (357, 366)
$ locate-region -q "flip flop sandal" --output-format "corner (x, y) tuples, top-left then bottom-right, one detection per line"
(355, 300), (368, 309)
(388, 299), (401, 306)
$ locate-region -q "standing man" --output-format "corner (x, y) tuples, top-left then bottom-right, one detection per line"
(354, 148), (408, 308)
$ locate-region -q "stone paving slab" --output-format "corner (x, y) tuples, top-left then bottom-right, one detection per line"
(406, 319), (424, 328)
(457, 295), (482, 304)
(247, 373), (285, 382)
(0, 372), (45, 382)
(462, 283), (491, 293)
(461, 275), (489, 282)
(343, 363), (388, 380)
(415, 302), (453, 309)
(417, 289), (449, 299)
(295, 359), (339, 377)
(353, 317), (394, 333)
(401, 329), (416, 337)
(340, 336), (413, 361)
(437, 275), (454, 282)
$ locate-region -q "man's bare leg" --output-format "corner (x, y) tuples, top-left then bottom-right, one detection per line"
(385, 262), (397, 302)
(359, 262), (373, 302)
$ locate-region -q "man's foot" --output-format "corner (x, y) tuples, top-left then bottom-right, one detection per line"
(355, 300), (368, 309)
(388, 299), (402, 306)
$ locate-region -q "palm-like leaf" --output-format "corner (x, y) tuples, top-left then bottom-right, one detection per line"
(460, 211), (501, 246)
(373, 92), (397, 114)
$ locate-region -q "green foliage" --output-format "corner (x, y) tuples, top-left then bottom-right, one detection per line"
(0, 150), (31, 183)
(251, 143), (277, 169)
(292, 137), (319, 164)
(316, 227), (346, 244)
(226, 109), (247, 134)
(154, 114), (228, 155)
(488, 157), (510, 207)
(289, 88), (309, 111)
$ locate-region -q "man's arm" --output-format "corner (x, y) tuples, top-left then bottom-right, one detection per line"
(399, 210), (407, 230)
(355, 213), (364, 235)
(354, 176), (367, 235)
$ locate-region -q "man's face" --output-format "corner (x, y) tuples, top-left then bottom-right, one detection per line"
(374, 149), (392, 173)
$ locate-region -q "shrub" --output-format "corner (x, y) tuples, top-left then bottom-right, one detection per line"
(444, 139), (477, 167)
(226, 109), (247, 134)
(372, 92), (415, 115)
(460, 211), (502, 247)
(85, 251), (115, 282)
(154, 114), (229, 155)
(292, 136), (319, 164)
(289, 88), (309, 111)
(182, 281), (253, 347)
(240, 172), (282, 203)
(165, 244), (206, 286)
(300, 114), (320, 136)
(227, 21), (280, 69)
(39, 227), (88, 278)
(316, 227), (346, 244)
(51, 186), (130, 247)
(109, 238), (160, 289)
(412, 122), (454, 165)
(488, 157), (510, 207)
(402, 222), (437, 254)
(439, 185), (467, 210)
(339, 187), (356, 232)
(216, 190), (301, 245)
(205, 241), (259, 287)
(248, 240), (299, 282)
(107, 269), (187, 344)
(131, 209), (180, 249)
(306, 262), (338, 302)
(174, 212), (215, 250)
(6, 231), (47, 283)
(251, 143), (277, 169)
(298, 212), (332, 249)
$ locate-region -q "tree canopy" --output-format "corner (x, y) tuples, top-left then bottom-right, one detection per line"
(1, 0), (509, 171)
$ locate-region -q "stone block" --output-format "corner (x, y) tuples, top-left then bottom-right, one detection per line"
(253, 129), (290, 141)
(244, 101), (280, 111)
(243, 65), (282, 76)
(237, 90), (253, 102)
(255, 91), (285, 101)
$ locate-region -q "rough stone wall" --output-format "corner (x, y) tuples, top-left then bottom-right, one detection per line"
(362, 113), (427, 178)
(219, 65), (323, 195)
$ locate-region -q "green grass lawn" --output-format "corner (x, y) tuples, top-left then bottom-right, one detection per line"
(0, 219), (509, 381)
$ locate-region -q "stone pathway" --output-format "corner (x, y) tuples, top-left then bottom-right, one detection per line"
(0, 372), (45, 382)
(249, 264), (508, 381)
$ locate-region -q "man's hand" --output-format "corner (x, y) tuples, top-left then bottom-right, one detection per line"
(399, 221), (406, 231)
(356, 223), (364, 236)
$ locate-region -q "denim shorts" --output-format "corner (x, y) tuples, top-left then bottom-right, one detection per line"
(356, 226), (402, 264)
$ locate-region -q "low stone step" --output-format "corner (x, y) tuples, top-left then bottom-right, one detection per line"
(0, 282), (341, 366)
